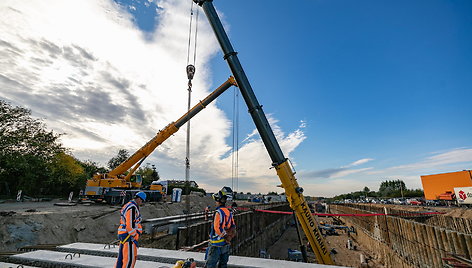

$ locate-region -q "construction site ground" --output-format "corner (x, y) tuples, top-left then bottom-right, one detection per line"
(266, 218), (384, 268)
(0, 195), (215, 253)
(1, 197), (471, 267)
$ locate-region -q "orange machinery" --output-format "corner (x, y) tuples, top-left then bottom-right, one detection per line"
(420, 170), (472, 200)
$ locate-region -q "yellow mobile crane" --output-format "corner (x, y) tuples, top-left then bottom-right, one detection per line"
(84, 77), (237, 205)
(193, 0), (334, 264)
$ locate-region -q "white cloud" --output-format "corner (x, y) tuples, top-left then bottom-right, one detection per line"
(312, 148), (472, 197)
(345, 158), (374, 167)
(301, 179), (368, 198)
(334, 167), (373, 177)
(389, 148), (472, 172)
(299, 120), (307, 128)
(0, 0), (306, 195)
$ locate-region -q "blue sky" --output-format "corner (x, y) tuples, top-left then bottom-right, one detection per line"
(213, 0), (472, 161)
(211, 0), (472, 192)
(1, 0), (471, 197)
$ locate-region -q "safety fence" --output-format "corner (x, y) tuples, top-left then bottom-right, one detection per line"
(175, 204), (292, 257)
(331, 204), (472, 268)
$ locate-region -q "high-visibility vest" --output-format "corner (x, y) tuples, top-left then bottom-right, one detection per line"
(209, 206), (235, 246)
(118, 200), (142, 242)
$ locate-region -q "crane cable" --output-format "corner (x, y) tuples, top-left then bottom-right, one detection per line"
(184, 1), (198, 189)
(231, 87), (240, 193)
(186, 1), (199, 68)
(184, 0), (198, 242)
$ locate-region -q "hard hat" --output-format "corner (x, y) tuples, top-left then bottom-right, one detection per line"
(135, 191), (147, 202)
(172, 260), (184, 268)
(212, 186), (233, 202)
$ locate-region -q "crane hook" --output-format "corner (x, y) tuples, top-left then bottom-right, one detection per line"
(186, 64), (195, 81)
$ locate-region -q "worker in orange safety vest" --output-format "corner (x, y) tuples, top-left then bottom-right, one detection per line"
(115, 191), (146, 268)
(204, 187), (236, 268)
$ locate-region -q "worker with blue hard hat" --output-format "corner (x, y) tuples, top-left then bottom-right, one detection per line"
(115, 191), (146, 268)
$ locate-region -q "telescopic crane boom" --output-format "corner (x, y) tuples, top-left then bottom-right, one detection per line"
(85, 77), (237, 202)
(193, 0), (334, 264)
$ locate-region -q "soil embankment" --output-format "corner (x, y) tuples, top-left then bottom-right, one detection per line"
(0, 195), (214, 252)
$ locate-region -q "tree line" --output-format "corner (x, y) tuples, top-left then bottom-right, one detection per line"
(332, 179), (424, 201)
(0, 100), (158, 199)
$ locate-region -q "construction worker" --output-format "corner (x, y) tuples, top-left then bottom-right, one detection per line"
(115, 191), (146, 268)
(204, 187), (236, 268)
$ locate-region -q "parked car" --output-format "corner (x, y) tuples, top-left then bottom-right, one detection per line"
(393, 198), (407, 205)
(426, 200), (440, 206)
(406, 198), (423, 206)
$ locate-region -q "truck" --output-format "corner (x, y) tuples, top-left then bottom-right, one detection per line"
(193, 0), (333, 264)
(454, 186), (472, 206)
(84, 77), (237, 205)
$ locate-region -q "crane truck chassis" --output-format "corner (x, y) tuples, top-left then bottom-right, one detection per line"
(193, 0), (334, 264)
(84, 77), (237, 205)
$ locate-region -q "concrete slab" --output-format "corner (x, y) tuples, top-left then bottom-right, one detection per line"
(59, 243), (344, 267)
(10, 250), (172, 268)
(0, 262), (37, 268)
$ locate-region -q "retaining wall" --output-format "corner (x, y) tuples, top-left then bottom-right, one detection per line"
(331, 205), (472, 268)
(176, 205), (292, 257)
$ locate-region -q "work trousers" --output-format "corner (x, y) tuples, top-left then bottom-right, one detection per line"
(204, 244), (230, 268)
(115, 240), (137, 268)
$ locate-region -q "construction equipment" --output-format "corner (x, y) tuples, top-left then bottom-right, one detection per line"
(455, 186), (472, 206)
(84, 77), (237, 204)
(193, 0), (334, 264)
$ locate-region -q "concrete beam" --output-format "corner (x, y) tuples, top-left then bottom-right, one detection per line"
(0, 262), (37, 268)
(59, 243), (344, 267)
(10, 250), (169, 268)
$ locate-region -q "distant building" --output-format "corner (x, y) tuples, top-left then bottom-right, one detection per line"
(421, 170), (472, 200)
(234, 193), (251, 200)
(166, 180), (199, 188)
(153, 180), (199, 195)
(264, 194), (287, 203)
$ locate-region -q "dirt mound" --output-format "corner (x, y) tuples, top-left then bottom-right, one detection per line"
(365, 203), (472, 219)
(0, 195), (214, 252)
(435, 207), (472, 218)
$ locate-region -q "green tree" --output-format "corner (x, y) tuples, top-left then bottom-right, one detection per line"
(79, 159), (107, 178)
(107, 149), (129, 170)
(136, 163), (159, 186)
(379, 179), (407, 197)
(48, 152), (86, 195)
(0, 100), (64, 197)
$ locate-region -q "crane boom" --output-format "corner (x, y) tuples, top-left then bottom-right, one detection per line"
(86, 77), (237, 201)
(193, 0), (334, 264)
(107, 76), (236, 179)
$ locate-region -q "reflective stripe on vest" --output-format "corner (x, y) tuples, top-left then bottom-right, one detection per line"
(118, 200), (142, 237)
(209, 207), (234, 246)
